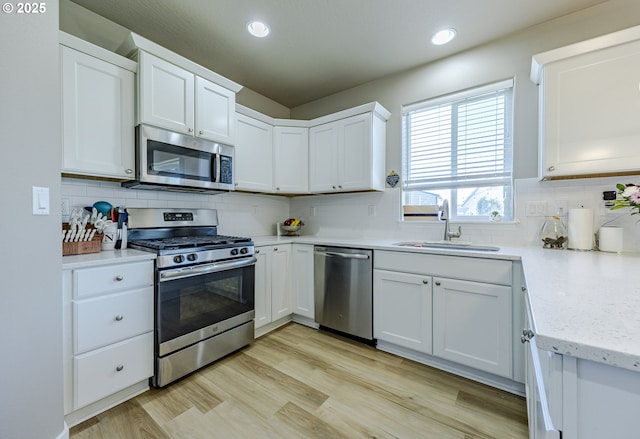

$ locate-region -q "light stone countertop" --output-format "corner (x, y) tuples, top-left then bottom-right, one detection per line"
(62, 248), (156, 269)
(255, 235), (640, 373)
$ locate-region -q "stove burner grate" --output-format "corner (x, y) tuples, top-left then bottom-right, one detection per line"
(129, 235), (252, 251)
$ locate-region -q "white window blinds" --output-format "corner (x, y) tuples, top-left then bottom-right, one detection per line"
(402, 79), (513, 191)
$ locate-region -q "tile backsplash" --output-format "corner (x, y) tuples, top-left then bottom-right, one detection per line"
(63, 174), (640, 251)
(61, 177), (290, 237)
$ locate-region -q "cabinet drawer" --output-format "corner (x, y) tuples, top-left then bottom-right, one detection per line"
(74, 260), (153, 298)
(375, 250), (512, 285)
(74, 287), (154, 354)
(74, 332), (153, 409)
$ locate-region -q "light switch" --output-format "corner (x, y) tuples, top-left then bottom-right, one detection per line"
(32, 186), (50, 215)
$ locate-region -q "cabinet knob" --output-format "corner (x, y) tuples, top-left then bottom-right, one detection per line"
(338, 185), (342, 189)
(188, 128), (194, 133)
(548, 166), (556, 172)
(422, 279), (429, 284)
(125, 169), (133, 174)
(115, 275), (124, 281)
(199, 130), (204, 135)
(332, 185), (336, 190)
(274, 247), (278, 251)
(435, 281), (441, 286)
(116, 365), (124, 372)
(521, 285), (527, 292)
(276, 187), (280, 191)
(115, 315), (124, 321)
(256, 249), (260, 254)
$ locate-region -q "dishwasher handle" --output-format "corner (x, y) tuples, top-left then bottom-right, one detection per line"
(315, 250), (370, 260)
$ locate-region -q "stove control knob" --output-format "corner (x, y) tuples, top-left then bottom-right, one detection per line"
(173, 255), (185, 264)
(240, 247), (248, 254)
(230, 248), (239, 256)
(186, 253), (198, 262)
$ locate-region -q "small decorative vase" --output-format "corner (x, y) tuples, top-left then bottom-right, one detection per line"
(539, 216), (568, 249)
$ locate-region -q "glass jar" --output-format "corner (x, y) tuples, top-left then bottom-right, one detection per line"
(539, 216), (568, 249)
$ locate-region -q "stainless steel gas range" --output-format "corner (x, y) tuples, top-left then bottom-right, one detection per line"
(126, 208), (256, 387)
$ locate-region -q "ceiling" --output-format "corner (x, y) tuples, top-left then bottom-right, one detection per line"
(70, 0), (606, 108)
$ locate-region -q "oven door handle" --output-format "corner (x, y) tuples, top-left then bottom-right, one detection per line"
(159, 256), (257, 282)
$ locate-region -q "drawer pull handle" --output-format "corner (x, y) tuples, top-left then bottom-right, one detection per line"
(115, 315), (124, 321)
(115, 275), (124, 281)
(116, 365), (124, 372)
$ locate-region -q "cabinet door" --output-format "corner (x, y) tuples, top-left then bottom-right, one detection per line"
(433, 277), (512, 377)
(139, 51), (194, 134)
(253, 248), (271, 329)
(61, 46), (135, 179)
(292, 244), (314, 319)
(195, 76), (235, 145)
(338, 113), (373, 191)
(540, 39), (640, 179)
(274, 126), (309, 194)
(309, 122), (339, 192)
(271, 246), (292, 321)
(373, 269), (432, 353)
(235, 114), (273, 192)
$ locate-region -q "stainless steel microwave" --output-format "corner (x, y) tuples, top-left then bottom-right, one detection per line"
(123, 124), (234, 193)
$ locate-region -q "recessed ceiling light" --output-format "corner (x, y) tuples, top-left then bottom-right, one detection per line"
(431, 28), (456, 45)
(247, 21), (270, 38)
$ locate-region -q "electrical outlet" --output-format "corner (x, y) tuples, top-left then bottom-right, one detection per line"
(61, 198), (71, 216)
(368, 205), (376, 217)
(310, 206), (316, 217)
(525, 201), (547, 217)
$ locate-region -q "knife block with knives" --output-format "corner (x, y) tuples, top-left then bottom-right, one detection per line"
(62, 223), (103, 256)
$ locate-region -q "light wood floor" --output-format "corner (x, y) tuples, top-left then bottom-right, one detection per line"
(70, 323), (528, 439)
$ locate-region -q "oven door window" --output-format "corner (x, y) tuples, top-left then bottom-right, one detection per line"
(147, 139), (215, 182)
(158, 264), (254, 345)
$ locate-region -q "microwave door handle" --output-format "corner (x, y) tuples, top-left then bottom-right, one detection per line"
(212, 153), (219, 183)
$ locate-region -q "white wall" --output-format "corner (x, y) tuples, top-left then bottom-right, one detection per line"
(288, 0), (640, 249)
(0, 2), (66, 439)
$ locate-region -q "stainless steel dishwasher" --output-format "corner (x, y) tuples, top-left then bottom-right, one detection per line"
(314, 246), (373, 341)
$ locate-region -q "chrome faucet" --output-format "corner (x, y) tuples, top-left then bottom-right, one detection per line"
(441, 199), (462, 241)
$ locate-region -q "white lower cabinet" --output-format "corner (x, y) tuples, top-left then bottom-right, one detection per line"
(373, 250), (520, 390)
(292, 244), (314, 319)
(373, 270), (432, 353)
(254, 245), (292, 333)
(63, 256), (155, 424)
(433, 277), (512, 378)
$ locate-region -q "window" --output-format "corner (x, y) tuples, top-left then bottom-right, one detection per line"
(402, 79), (514, 221)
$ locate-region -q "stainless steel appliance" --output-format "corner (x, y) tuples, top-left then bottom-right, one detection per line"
(123, 124), (234, 193)
(126, 208), (255, 387)
(314, 246), (373, 342)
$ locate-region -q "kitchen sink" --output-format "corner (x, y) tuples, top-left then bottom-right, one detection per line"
(393, 241), (500, 252)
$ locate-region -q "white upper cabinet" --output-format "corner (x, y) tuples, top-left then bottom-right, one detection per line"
(532, 25), (640, 180)
(274, 125), (309, 194)
(195, 76), (236, 144)
(119, 33), (241, 145)
(235, 113), (274, 192)
(60, 34), (136, 179)
(139, 51), (236, 144)
(234, 101), (389, 196)
(309, 104), (389, 193)
(139, 51), (195, 135)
